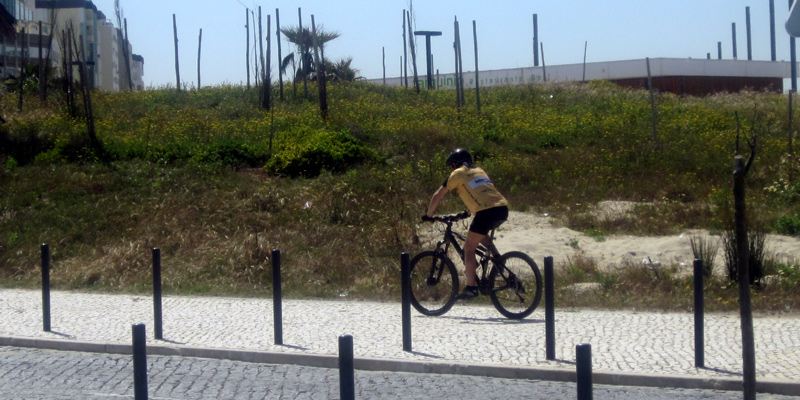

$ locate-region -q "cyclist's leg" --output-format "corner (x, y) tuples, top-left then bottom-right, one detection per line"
(464, 231), (485, 286)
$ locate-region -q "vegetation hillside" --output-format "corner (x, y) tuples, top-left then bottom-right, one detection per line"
(1, 82), (798, 310)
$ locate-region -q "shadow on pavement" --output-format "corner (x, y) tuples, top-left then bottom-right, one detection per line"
(47, 331), (75, 339)
(440, 315), (544, 325)
(405, 350), (444, 359)
(278, 344), (309, 351)
(699, 365), (742, 376)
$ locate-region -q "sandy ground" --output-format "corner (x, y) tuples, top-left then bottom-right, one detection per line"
(488, 210), (800, 273)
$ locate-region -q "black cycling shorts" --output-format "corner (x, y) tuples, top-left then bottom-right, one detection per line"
(469, 206), (509, 235)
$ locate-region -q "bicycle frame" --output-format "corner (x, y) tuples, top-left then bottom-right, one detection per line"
(433, 218), (500, 282)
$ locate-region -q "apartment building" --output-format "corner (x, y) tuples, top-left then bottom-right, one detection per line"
(0, 0), (142, 90)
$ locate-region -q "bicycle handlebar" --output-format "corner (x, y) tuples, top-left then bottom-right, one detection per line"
(421, 211), (470, 223)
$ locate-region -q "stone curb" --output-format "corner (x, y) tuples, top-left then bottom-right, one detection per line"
(1, 336), (798, 396)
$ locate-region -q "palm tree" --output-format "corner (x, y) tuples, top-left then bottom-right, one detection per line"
(324, 57), (360, 82)
(279, 26), (339, 84)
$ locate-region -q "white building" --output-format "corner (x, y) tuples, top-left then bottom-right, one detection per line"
(96, 16), (117, 91)
(374, 58), (795, 96)
(1, 0), (142, 91)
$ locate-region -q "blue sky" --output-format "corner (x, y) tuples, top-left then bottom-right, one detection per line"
(91, 0), (798, 88)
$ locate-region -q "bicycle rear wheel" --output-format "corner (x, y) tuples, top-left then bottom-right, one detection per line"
(488, 251), (542, 320)
(408, 251), (459, 316)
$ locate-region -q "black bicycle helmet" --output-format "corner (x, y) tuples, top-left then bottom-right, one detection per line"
(446, 148), (473, 169)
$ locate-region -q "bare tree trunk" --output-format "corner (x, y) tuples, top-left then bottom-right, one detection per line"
(123, 19), (132, 90)
(17, 28), (26, 112)
(71, 31), (105, 162)
(38, 21), (45, 102)
(402, 10), (408, 88)
(646, 57), (659, 147)
(263, 15), (272, 110)
(733, 154), (756, 400)
(540, 42), (547, 82)
(789, 90), (795, 182)
(299, 7), (308, 99)
(276, 8), (283, 100)
(453, 19), (461, 108)
(197, 28), (202, 89)
(252, 9), (259, 87)
(472, 20), (480, 114)
(173, 14), (181, 91)
(455, 19), (464, 106)
(245, 8), (250, 89)
(406, 10), (419, 93)
(258, 7), (266, 108)
(42, 11), (56, 102)
(311, 15), (327, 119)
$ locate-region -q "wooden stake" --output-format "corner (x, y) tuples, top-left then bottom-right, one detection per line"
(406, 10), (419, 93)
(311, 15), (327, 119)
(299, 7), (308, 98)
(540, 42), (547, 82)
(197, 28), (202, 89)
(276, 8), (283, 100)
(402, 10), (408, 88)
(382, 46), (386, 85)
(646, 57), (658, 146)
(472, 20), (480, 114)
(124, 18), (132, 90)
(246, 8), (250, 89)
(173, 14), (181, 91)
(264, 14), (272, 110)
(258, 7), (266, 107)
(582, 41), (588, 83)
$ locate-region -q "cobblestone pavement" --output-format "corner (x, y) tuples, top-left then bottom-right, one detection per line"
(0, 289), (798, 382)
(1, 347), (797, 400)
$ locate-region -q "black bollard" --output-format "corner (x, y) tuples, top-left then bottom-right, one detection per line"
(400, 252), (412, 352)
(576, 343), (592, 400)
(693, 259), (704, 368)
(41, 243), (51, 332)
(152, 248), (163, 340)
(132, 323), (148, 400)
(338, 334), (355, 400)
(272, 249), (283, 345)
(545, 256), (555, 360)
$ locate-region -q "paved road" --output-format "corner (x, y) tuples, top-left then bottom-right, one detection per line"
(0, 289), (798, 398)
(1, 346), (797, 400)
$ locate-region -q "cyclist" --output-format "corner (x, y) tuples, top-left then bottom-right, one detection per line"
(425, 148), (509, 300)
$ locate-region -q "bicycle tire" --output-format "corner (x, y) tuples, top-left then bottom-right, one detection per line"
(488, 251), (542, 320)
(408, 251), (459, 316)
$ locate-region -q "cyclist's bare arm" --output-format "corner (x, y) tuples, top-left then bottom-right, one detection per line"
(426, 186), (449, 216)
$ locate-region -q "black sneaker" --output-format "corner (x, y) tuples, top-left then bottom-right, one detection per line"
(456, 285), (480, 300)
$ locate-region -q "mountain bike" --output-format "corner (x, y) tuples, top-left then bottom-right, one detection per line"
(411, 211), (542, 319)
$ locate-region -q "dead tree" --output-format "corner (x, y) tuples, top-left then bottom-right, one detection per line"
(266, 15), (272, 108)
(17, 27), (26, 112)
(173, 14), (181, 91)
(68, 29), (106, 162)
(472, 20), (481, 113)
(733, 130), (757, 400)
(311, 15), (327, 119)
(298, 7), (308, 98)
(258, 7), (265, 106)
(245, 8), (250, 89)
(115, 1), (132, 90)
(276, 8), (284, 100)
(406, 10), (419, 93)
(197, 28), (202, 89)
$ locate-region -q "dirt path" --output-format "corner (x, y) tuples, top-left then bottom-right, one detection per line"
(495, 211), (800, 272)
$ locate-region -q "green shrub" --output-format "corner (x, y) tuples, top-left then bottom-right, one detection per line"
(266, 128), (374, 177)
(776, 213), (800, 236)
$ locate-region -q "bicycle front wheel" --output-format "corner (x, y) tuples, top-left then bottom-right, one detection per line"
(408, 251), (459, 316)
(489, 251), (542, 320)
